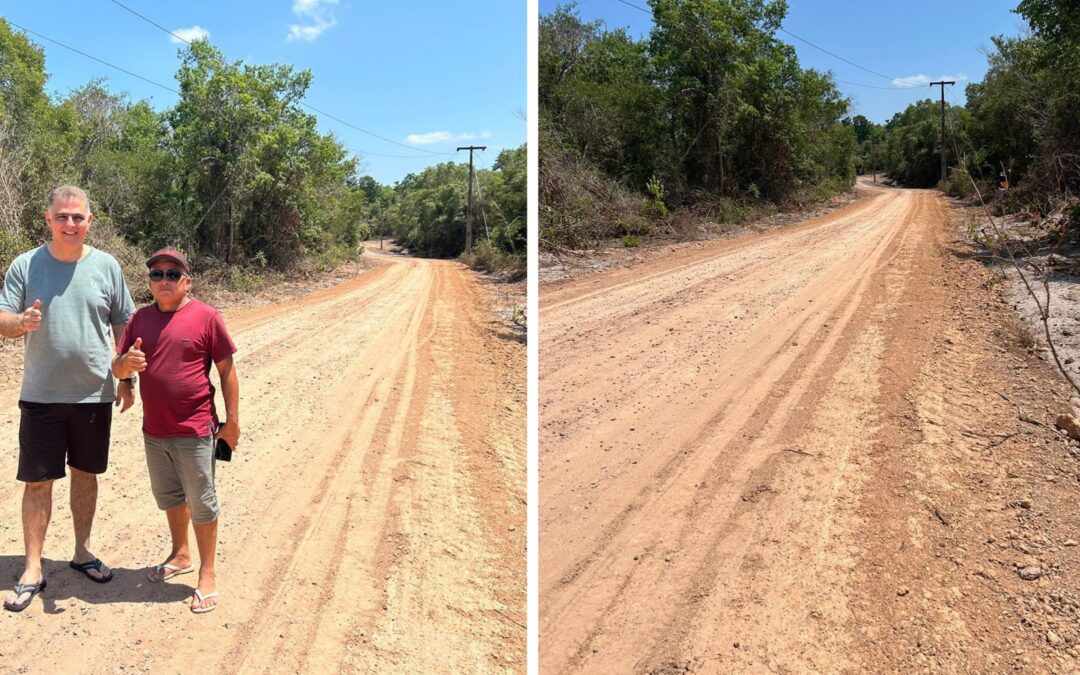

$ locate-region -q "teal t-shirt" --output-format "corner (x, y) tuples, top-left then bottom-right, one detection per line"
(0, 246), (135, 403)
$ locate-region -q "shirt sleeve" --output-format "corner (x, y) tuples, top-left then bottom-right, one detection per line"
(109, 260), (136, 326)
(207, 309), (237, 364)
(0, 256), (27, 314)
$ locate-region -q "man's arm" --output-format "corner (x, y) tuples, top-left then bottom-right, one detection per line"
(111, 322), (126, 346)
(112, 322), (146, 379)
(0, 311), (26, 339)
(0, 260), (32, 339)
(215, 355), (240, 450)
(0, 301), (42, 339)
(111, 322), (136, 412)
(111, 322), (131, 377)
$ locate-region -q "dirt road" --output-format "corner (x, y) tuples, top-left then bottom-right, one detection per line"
(541, 182), (1080, 673)
(0, 249), (525, 673)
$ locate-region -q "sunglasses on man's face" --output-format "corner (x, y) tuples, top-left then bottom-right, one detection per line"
(148, 269), (186, 282)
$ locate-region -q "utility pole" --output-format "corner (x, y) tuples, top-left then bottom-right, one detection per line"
(871, 141), (877, 184)
(457, 145), (486, 255)
(930, 80), (955, 185)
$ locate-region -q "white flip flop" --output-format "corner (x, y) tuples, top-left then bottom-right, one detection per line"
(148, 562), (194, 583)
(190, 589), (219, 614)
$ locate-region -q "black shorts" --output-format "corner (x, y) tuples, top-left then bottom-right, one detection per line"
(17, 401), (112, 483)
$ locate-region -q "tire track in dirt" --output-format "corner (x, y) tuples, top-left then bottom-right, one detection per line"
(0, 250), (524, 674)
(540, 186), (1027, 673)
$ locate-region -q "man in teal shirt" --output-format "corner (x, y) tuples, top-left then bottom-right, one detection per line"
(0, 186), (135, 612)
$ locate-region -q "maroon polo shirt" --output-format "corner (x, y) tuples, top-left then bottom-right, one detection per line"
(117, 299), (236, 438)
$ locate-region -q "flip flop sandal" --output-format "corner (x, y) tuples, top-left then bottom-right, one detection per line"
(70, 558), (114, 583)
(148, 562), (195, 583)
(190, 589), (219, 614)
(3, 579), (46, 612)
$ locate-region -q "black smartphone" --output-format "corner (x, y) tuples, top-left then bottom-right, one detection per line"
(214, 437), (232, 462)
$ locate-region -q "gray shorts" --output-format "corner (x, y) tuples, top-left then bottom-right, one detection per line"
(143, 434), (220, 524)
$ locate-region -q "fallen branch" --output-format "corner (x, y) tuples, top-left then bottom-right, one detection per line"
(988, 432), (1018, 449)
(964, 169), (1080, 398)
(928, 503), (951, 527)
(998, 391), (1056, 432)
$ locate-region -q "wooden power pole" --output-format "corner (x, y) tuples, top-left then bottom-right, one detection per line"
(930, 80), (955, 184)
(457, 145), (486, 255)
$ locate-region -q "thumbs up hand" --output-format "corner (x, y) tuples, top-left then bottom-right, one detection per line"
(21, 299), (42, 333)
(124, 337), (147, 372)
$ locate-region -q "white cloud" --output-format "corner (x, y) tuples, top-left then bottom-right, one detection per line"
(170, 26), (210, 44)
(460, 131), (493, 141)
(406, 131), (453, 145)
(286, 20), (336, 42)
(891, 73), (968, 89)
(293, 0), (337, 13)
(286, 0), (339, 42)
(405, 130), (493, 145)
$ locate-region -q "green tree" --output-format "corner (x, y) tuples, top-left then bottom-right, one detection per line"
(488, 145), (527, 254)
(387, 162), (469, 257)
(167, 40), (360, 267)
(0, 19), (51, 239)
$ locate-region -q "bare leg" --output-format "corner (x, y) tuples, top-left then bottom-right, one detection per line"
(6, 481), (53, 605)
(147, 504), (193, 581)
(190, 518), (218, 611)
(70, 468), (110, 580)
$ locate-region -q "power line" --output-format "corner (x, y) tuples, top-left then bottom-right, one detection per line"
(6, 19), (179, 95)
(108, 0), (193, 45)
(836, 79), (920, 91)
(108, 0), (455, 157)
(611, 0), (650, 12)
(2, 19), (444, 159)
(598, 0), (907, 87)
(777, 28), (898, 83)
(300, 102), (455, 157)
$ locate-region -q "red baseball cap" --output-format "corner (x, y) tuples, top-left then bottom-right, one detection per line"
(145, 247), (191, 274)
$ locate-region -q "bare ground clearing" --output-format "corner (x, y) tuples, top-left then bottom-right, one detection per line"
(0, 248), (525, 673)
(540, 179), (1080, 673)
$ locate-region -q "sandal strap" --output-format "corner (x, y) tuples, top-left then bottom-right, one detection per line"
(74, 557), (103, 571)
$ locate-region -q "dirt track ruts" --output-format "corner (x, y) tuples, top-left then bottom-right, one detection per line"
(0, 248), (525, 673)
(540, 181), (1080, 673)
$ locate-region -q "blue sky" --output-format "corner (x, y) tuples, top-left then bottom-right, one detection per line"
(540, 0), (1027, 123)
(2, 0), (526, 185)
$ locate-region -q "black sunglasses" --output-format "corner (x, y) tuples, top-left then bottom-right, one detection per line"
(148, 269), (186, 282)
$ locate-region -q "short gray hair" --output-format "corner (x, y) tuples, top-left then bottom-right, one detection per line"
(47, 186), (90, 212)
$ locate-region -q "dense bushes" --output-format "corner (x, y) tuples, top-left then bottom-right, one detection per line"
(540, 1), (857, 249)
(0, 22), (526, 278)
(873, 0), (1079, 218)
(0, 26), (372, 276)
(383, 144), (527, 265)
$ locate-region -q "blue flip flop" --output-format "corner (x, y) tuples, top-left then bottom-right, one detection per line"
(69, 557), (114, 583)
(3, 579), (46, 612)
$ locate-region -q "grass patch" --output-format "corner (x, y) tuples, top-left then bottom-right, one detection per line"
(462, 239), (526, 280)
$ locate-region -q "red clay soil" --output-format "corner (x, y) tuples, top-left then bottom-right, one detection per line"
(0, 249), (525, 673)
(540, 180), (1080, 673)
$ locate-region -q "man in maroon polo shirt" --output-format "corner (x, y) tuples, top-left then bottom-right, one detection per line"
(112, 247), (239, 614)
